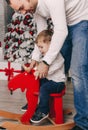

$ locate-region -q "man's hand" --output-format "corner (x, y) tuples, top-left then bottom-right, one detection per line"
(34, 70), (39, 80)
(36, 62), (49, 79)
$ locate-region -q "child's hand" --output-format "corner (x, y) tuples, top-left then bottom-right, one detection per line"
(22, 64), (31, 73)
(22, 60), (37, 73)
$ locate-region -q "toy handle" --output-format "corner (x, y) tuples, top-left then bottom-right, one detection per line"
(21, 63), (36, 75)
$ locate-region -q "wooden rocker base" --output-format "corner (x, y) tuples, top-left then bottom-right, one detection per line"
(1, 121), (75, 130)
(0, 109), (75, 130)
(0, 110), (22, 121)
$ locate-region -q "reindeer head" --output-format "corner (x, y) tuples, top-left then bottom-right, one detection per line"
(8, 70), (39, 94)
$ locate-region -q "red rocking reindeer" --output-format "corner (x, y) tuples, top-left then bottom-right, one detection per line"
(8, 69), (40, 124)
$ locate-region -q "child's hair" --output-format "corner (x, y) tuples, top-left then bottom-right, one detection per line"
(36, 30), (53, 44)
(5, 0), (11, 4)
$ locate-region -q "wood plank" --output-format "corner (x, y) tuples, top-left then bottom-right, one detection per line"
(1, 121), (75, 130)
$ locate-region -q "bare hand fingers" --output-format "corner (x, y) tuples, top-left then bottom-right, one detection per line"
(39, 73), (46, 79)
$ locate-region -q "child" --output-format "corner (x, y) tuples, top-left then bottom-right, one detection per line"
(23, 30), (66, 124)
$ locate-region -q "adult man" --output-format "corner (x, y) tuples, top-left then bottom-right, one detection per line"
(5, 0), (88, 130)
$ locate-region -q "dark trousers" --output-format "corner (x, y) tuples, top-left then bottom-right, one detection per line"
(38, 78), (65, 114)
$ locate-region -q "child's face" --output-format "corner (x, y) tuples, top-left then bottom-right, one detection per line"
(37, 37), (50, 56)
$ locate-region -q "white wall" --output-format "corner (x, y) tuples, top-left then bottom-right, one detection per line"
(0, 1), (5, 44)
(0, 1), (14, 44)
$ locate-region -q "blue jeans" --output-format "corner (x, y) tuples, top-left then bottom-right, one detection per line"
(61, 33), (72, 74)
(61, 20), (88, 130)
(38, 78), (65, 114)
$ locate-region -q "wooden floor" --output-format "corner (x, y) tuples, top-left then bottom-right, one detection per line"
(0, 79), (76, 126)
